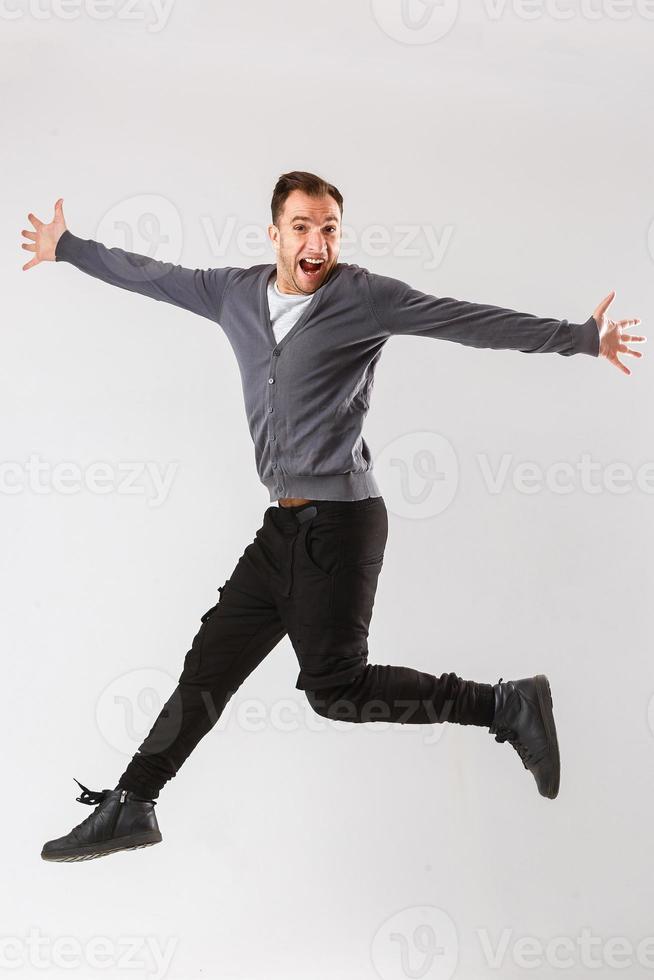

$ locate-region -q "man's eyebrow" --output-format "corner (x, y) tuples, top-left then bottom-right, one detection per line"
(289, 214), (340, 224)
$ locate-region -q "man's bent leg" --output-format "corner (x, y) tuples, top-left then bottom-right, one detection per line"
(303, 665), (495, 727)
(285, 496), (494, 728)
(284, 497), (557, 798)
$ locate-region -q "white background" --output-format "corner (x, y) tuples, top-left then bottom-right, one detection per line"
(3, 2), (653, 978)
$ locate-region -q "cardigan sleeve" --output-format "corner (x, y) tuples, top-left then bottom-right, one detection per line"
(55, 230), (238, 324)
(367, 271), (600, 357)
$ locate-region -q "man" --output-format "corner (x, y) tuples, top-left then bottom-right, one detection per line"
(23, 171), (644, 862)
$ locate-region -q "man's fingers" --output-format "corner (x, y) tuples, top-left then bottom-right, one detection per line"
(594, 290), (616, 319)
(618, 345), (643, 357)
(620, 334), (646, 343)
(22, 229), (36, 241)
(22, 257), (39, 271)
(21, 243), (36, 252)
(611, 354), (631, 376)
(27, 212), (43, 229)
(617, 318), (641, 328)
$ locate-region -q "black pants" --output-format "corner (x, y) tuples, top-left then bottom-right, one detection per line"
(118, 497), (494, 799)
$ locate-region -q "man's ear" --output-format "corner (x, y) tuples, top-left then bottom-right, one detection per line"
(268, 223), (279, 251)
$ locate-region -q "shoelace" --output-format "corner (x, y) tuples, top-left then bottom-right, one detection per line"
(73, 777), (157, 807)
(491, 679), (532, 770)
(74, 779), (110, 806)
(492, 727), (532, 769)
(68, 779), (115, 837)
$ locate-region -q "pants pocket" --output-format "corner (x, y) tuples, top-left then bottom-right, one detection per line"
(185, 581), (228, 674)
(294, 523), (339, 624)
(200, 582), (227, 622)
(331, 557), (384, 631)
(200, 601), (219, 623)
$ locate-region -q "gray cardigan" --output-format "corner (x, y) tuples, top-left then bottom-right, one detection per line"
(55, 230), (600, 502)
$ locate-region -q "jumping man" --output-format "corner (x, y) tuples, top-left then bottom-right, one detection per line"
(22, 171), (645, 862)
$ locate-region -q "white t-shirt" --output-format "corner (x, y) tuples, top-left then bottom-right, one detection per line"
(267, 276), (314, 344)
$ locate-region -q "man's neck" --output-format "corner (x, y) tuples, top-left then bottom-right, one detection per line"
(274, 278), (312, 298)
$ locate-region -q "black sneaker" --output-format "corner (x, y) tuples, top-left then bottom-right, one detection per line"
(489, 675), (560, 799)
(41, 779), (162, 862)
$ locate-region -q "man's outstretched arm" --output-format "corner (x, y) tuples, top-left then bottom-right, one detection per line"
(21, 198), (236, 324)
(368, 272), (645, 376)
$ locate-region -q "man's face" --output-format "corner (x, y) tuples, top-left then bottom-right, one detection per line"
(268, 190), (341, 295)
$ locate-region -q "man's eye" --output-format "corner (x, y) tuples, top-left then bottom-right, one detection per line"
(294, 226), (305, 232)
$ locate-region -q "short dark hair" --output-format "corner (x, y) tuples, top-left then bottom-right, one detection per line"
(271, 171), (344, 227)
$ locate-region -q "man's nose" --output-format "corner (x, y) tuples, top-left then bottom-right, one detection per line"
(306, 230), (327, 253)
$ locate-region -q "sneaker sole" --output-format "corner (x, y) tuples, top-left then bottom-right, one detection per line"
(41, 831), (162, 862)
(534, 674), (560, 799)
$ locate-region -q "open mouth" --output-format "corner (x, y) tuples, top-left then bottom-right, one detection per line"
(299, 257), (326, 278)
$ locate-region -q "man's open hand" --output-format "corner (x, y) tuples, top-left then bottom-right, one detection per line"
(21, 198), (67, 271)
(593, 291), (646, 376)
